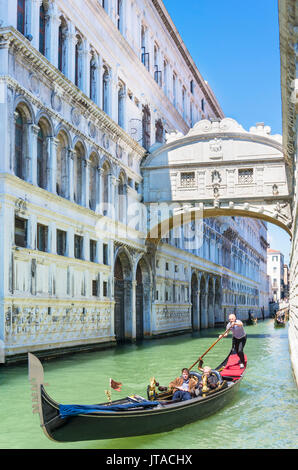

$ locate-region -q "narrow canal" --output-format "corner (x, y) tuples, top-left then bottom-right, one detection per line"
(0, 319), (297, 449)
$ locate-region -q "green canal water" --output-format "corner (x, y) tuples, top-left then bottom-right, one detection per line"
(0, 319), (297, 449)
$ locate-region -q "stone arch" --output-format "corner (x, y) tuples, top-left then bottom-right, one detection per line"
(191, 271), (199, 331)
(114, 247), (133, 343)
(14, 100), (35, 181)
(14, 97), (35, 122)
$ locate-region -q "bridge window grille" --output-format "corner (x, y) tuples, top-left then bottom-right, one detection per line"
(180, 172), (196, 188)
(238, 169), (253, 184)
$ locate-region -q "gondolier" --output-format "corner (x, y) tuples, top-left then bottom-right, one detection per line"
(219, 314), (247, 369)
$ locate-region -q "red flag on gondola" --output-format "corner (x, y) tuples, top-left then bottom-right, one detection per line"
(110, 378), (122, 392)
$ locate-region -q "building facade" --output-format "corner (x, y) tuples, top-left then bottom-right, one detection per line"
(267, 248), (285, 302)
(0, 0), (269, 362)
(279, 0), (298, 385)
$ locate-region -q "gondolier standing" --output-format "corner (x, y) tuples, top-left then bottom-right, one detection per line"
(219, 314), (247, 369)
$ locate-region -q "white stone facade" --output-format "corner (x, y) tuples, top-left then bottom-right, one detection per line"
(0, 0), (269, 362)
(279, 0), (298, 386)
(267, 249), (285, 302)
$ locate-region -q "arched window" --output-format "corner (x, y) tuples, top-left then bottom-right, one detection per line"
(117, 0), (124, 33)
(58, 17), (67, 74)
(39, 2), (46, 55)
(101, 161), (110, 213)
(155, 119), (163, 143)
(75, 34), (83, 89)
(17, 0), (26, 35)
(74, 142), (84, 205)
(118, 81), (125, 128)
(14, 110), (24, 179)
(118, 173), (126, 222)
(142, 105), (151, 150)
(102, 66), (110, 114)
(37, 126), (47, 189)
(90, 53), (97, 102)
(56, 131), (68, 198)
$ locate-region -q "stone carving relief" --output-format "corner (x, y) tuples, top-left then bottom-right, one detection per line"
(209, 138), (223, 159)
(71, 107), (81, 126)
(51, 90), (62, 112)
(29, 73), (40, 97)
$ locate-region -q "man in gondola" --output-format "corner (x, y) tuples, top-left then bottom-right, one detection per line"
(169, 368), (197, 401)
(219, 314), (247, 369)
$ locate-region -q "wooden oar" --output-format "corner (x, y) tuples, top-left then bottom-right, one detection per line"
(188, 324), (233, 371)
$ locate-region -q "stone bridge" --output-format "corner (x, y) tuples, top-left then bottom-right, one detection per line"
(141, 118), (293, 239)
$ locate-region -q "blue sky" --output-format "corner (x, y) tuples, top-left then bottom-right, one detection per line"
(163, 0), (291, 263)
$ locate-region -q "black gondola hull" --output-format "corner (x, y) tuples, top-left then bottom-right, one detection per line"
(40, 376), (242, 442)
(28, 351), (245, 443)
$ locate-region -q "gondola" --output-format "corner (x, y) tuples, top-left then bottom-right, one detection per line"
(274, 316), (286, 327)
(28, 350), (247, 443)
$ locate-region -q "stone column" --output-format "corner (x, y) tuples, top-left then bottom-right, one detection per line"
(28, 213), (37, 250)
(0, 0), (17, 28)
(131, 279), (137, 340)
(83, 233), (90, 262)
(81, 40), (91, 95)
(97, 55), (104, 109)
(84, 159), (90, 209)
(66, 226), (74, 258)
(65, 22), (77, 83)
(49, 221), (57, 254)
(47, 136), (59, 194)
(45, 1), (60, 67)
(110, 68), (119, 122)
(0, 38), (12, 174)
(109, 174), (117, 219)
(28, 0), (42, 50)
(114, 177), (120, 221)
(96, 167), (103, 214)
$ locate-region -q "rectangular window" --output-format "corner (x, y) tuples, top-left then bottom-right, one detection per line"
(103, 281), (108, 297)
(180, 172), (196, 188)
(238, 168), (253, 185)
(15, 216), (27, 247)
(37, 224), (48, 252)
(57, 229), (66, 256)
(17, 0), (26, 35)
(74, 235), (83, 260)
(92, 280), (98, 296)
(201, 98), (205, 112)
(103, 243), (109, 265)
(166, 262), (169, 271)
(190, 80), (194, 94)
(90, 240), (97, 263)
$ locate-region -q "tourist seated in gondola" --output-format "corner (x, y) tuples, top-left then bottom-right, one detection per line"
(169, 367), (197, 401)
(195, 366), (219, 396)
